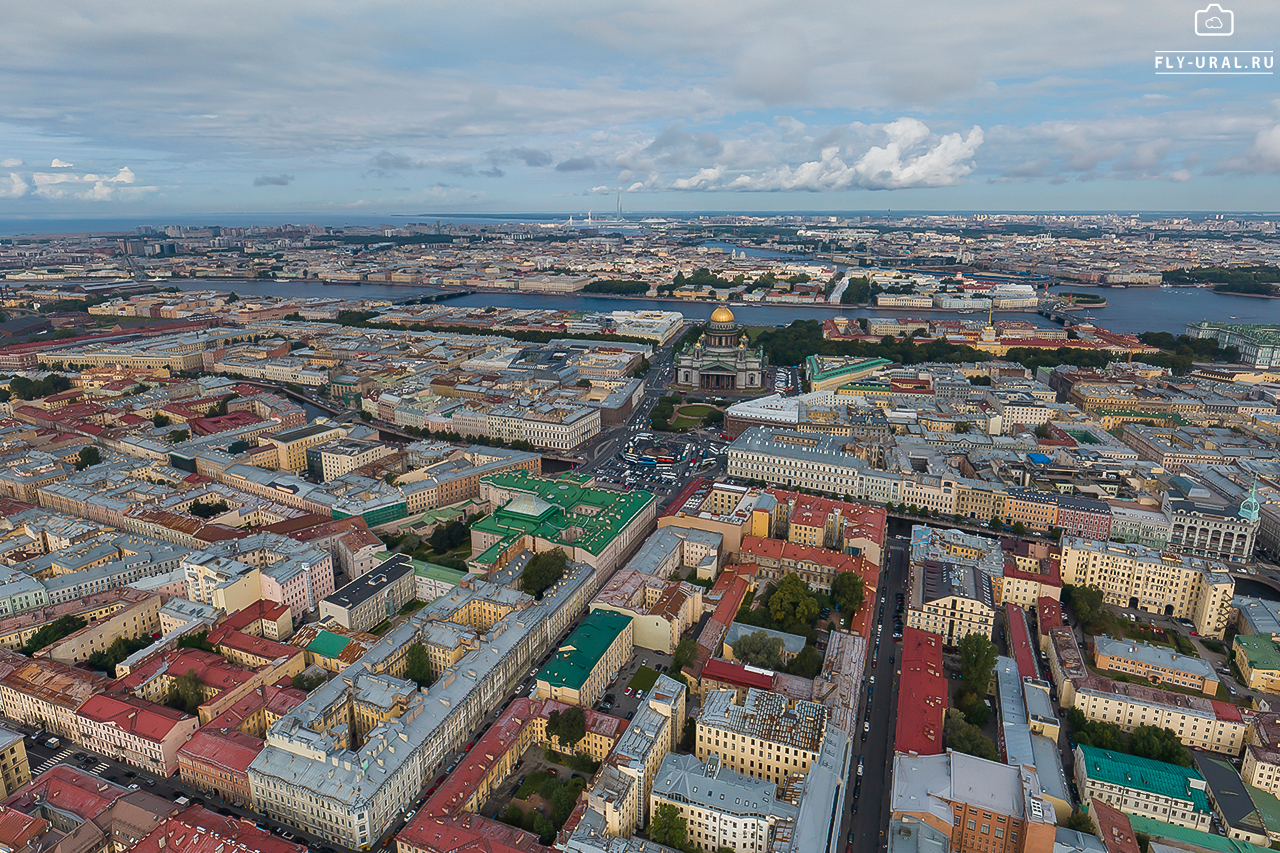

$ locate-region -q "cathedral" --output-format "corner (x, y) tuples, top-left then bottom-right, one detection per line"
(674, 302), (767, 391)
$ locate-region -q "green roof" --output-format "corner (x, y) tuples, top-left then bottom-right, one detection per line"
(806, 355), (893, 382)
(1246, 783), (1280, 836)
(537, 609), (632, 691)
(1236, 635), (1280, 672)
(470, 471), (655, 568)
(1077, 745), (1210, 813)
(307, 630), (350, 660)
(373, 551), (470, 586)
(1127, 814), (1271, 853)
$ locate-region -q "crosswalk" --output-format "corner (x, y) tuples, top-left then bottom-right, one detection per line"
(28, 748), (110, 778)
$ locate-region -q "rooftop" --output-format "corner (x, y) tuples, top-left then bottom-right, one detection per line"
(538, 609), (632, 691)
(1076, 744), (1209, 813)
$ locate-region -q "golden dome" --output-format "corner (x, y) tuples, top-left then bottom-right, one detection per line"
(710, 305), (735, 324)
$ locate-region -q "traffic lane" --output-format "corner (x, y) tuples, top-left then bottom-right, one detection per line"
(850, 541), (906, 853)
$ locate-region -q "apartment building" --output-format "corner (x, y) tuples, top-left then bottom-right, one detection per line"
(306, 438), (398, 481)
(696, 689), (829, 785)
(908, 560), (996, 645)
(1163, 476), (1259, 564)
(261, 423), (346, 472)
(1058, 538), (1234, 639)
(1094, 636), (1218, 696)
(319, 557), (416, 633)
(738, 536), (873, 596)
(536, 609), (633, 708)
(0, 650), (108, 740)
(1070, 676), (1246, 755)
(1073, 744), (1212, 831)
(649, 752), (795, 853)
(589, 568), (703, 654)
(75, 693), (199, 777)
(0, 725), (30, 797)
(486, 402), (601, 451)
(890, 751), (1058, 853)
(1234, 635), (1280, 692)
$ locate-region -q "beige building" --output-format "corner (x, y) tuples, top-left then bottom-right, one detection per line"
(908, 562), (996, 645)
(1058, 538), (1235, 639)
(183, 554), (262, 614)
(0, 725), (30, 796)
(1093, 636), (1218, 696)
(650, 752), (791, 853)
(536, 609), (634, 708)
(589, 569), (702, 654)
(260, 423), (346, 472)
(695, 689), (829, 785)
(0, 650), (109, 740)
(1070, 675), (1246, 755)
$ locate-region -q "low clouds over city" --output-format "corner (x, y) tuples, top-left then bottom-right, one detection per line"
(1, 1), (1279, 213)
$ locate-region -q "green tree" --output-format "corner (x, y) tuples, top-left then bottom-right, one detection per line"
(831, 572), (866, 616)
(649, 803), (688, 848)
(21, 615), (87, 655)
(168, 428), (190, 443)
(1129, 725), (1191, 767)
(1067, 708), (1128, 752)
(74, 446), (100, 470)
(957, 633), (998, 698)
(1063, 584), (1108, 634)
(502, 804), (524, 825)
(166, 668), (206, 716)
(732, 630), (786, 670)
(188, 499), (229, 519)
(152, 413), (172, 427)
(546, 706), (588, 749)
(680, 718), (697, 752)
(404, 642), (432, 688)
(787, 645), (824, 679)
(671, 638), (697, 673)
(292, 672), (326, 692)
(767, 573), (820, 633)
(943, 709), (998, 761)
(1010, 521), (1027, 535)
(521, 549), (568, 600)
(1059, 810), (1096, 835)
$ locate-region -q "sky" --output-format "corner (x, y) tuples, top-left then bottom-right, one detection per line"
(2, 0), (1280, 217)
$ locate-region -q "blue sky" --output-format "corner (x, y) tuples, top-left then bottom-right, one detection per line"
(2, 0), (1280, 216)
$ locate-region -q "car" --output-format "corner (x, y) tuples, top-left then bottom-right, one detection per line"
(861, 721), (869, 740)
(144, 779), (155, 787)
(465, 742), (474, 751)
(627, 711), (636, 720)
(124, 770), (137, 778)
(128, 783), (140, 790)
(869, 675), (875, 685)
(849, 831), (856, 845)
(624, 687), (633, 696)
(73, 752), (87, 761)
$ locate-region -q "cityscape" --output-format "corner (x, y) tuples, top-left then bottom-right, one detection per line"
(3, 4), (1280, 853)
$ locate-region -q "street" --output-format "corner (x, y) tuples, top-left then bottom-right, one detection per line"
(843, 536), (908, 853)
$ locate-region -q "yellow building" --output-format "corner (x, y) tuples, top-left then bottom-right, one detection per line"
(0, 727), (30, 796)
(535, 609), (633, 707)
(1235, 635), (1280, 693)
(183, 556), (262, 614)
(260, 422), (346, 472)
(695, 688), (829, 785)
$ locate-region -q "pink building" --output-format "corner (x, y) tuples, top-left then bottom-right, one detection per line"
(258, 553), (334, 614)
(75, 694), (199, 777)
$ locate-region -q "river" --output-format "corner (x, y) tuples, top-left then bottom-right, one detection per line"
(166, 277), (1267, 335)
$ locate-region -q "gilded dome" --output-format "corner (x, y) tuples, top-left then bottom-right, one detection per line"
(710, 305), (735, 324)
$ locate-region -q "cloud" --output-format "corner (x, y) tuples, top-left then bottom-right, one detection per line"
(26, 166), (150, 201)
(253, 174), (294, 186)
(489, 147), (553, 167)
(0, 174), (29, 198)
(1214, 124), (1280, 174)
(1, 158), (22, 168)
(556, 156), (598, 172)
(49, 158), (74, 168)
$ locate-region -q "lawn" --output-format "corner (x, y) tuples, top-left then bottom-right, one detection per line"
(627, 666), (659, 693)
(1119, 622), (1172, 647)
(369, 621), (393, 636)
(670, 416), (700, 430)
(514, 769), (557, 800)
(676, 404), (718, 417)
(400, 599), (427, 615)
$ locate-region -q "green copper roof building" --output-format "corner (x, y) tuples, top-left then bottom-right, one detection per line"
(470, 470), (656, 574)
(537, 609), (632, 691)
(1077, 744), (1211, 814)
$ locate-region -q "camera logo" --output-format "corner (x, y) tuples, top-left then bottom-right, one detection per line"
(1195, 4), (1233, 36)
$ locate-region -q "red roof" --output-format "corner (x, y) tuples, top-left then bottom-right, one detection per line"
(701, 658), (775, 691)
(178, 727), (264, 776)
(1089, 798), (1141, 853)
(130, 805), (306, 853)
(0, 804), (46, 849)
(895, 628), (947, 757)
(3, 765), (126, 820)
(1037, 597), (1063, 634)
(398, 813), (553, 853)
(208, 626), (298, 662)
(77, 693), (195, 742)
(661, 477), (709, 519)
(118, 648), (257, 696)
(1006, 603), (1040, 681)
(219, 599), (291, 632)
(1213, 700), (1244, 723)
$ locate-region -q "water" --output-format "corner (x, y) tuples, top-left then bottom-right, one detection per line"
(164, 278), (1263, 334)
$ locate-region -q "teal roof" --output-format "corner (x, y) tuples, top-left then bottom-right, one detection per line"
(537, 609), (632, 691)
(373, 551), (469, 586)
(1077, 745), (1210, 813)
(1127, 814), (1271, 853)
(307, 630), (350, 660)
(806, 355), (894, 381)
(1236, 635), (1280, 672)
(470, 471), (655, 567)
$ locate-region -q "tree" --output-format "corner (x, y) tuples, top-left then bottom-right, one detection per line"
(680, 718), (697, 752)
(1129, 725), (1191, 767)
(1010, 521), (1027, 535)
(831, 572), (866, 616)
(732, 630), (786, 670)
(168, 429), (190, 443)
(943, 709), (999, 761)
(188, 499), (229, 519)
(768, 573), (820, 633)
(546, 706), (588, 749)
(292, 672), (326, 692)
(649, 803), (688, 848)
(1063, 584), (1108, 634)
(227, 291), (240, 303)
(521, 548), (568, 600)
(152, 413), (172, 427)
(74, 446), (100, 470)
(1059, 810), (1096, 835)
(787, 645), (824, 679)
(166, 668), (206, 716)
(671, 638), (697, 673)
(21, 615), (87, 655)
(957, 633), (998, 698)
(404, 642), (432, 688)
